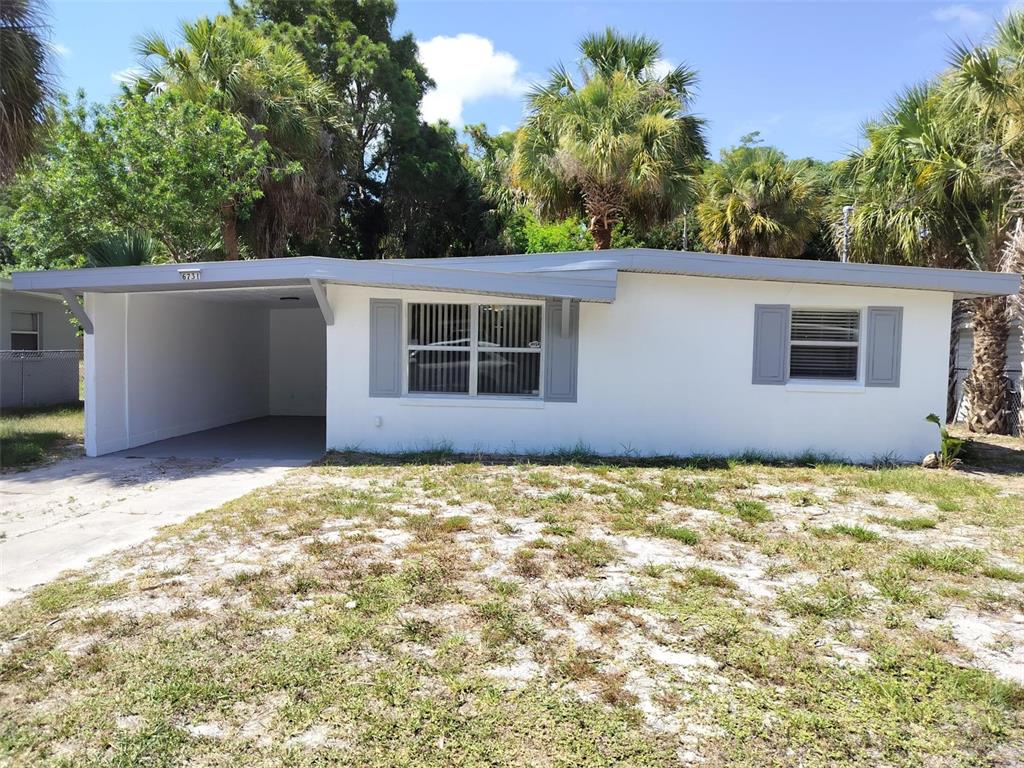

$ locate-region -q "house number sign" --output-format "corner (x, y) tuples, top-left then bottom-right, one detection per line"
(179, 269), (202, 282)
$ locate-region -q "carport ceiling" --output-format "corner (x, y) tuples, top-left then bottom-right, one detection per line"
(176, 285), (318, 308)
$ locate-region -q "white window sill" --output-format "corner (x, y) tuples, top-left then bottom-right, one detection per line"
(399, 395), (546, 409)
(785, 381), (865, 394)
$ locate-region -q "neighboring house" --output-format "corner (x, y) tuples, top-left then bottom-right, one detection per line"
(0, 278), (81, 409)
(12, 249), (1020, 462)
(952, 316), (1023, 434)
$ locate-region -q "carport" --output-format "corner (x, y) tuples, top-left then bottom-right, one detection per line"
(79, 285), (328, 457)
(12, 261), (336, 458)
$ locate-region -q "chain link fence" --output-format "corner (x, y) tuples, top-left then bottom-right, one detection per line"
(0, 350), (82, 410)
(953, 367), (1022, 436)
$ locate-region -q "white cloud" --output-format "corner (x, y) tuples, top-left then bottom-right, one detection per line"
(932, 4), (989, 27)
(648, 58), (674, 79)
(111, 67), (144, 85)
(418, 33), (527, 126)
(49, 42), (71, 57)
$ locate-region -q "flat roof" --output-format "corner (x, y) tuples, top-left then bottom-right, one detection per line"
(11, 248), (1021, 301)
(1, 277), (67, 303)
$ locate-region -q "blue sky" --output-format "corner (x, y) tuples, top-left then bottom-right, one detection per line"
(49, 0), (1012, 160)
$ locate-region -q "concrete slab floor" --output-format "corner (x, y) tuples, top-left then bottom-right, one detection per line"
(112, 416), (326, 461)
(0, 416), (325, 605)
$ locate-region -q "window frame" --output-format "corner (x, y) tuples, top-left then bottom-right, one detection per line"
(403, 301), (545, 399)
(10, 311), (41, 352)
(787, 307), (862, 384)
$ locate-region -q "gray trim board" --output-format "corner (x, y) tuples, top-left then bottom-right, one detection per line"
(378, 248), (1020, 299)
(12, 257), (617, 303)
(12, 248), (1020, 302)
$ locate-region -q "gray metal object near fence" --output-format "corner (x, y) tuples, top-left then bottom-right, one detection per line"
(0, 350), (81, 410)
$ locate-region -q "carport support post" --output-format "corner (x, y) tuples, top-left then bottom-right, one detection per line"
(309, 279), (334, 326)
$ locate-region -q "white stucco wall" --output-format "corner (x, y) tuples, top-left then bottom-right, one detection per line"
(269, 308), (326, 416)
(326, 273), (952, 462)
(84, 293), (269, 456)
(1, 284), (81, 351)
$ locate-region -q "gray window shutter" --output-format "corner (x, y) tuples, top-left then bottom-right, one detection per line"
(544, 299), (579, 402)
(369, 299), (402, 397)
(865, 306), (903, 387)
(752, 304), (790, 385)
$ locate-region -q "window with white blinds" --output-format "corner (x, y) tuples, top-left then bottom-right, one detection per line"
(407, 303), (542, 396)
(789, 309), (860, 381)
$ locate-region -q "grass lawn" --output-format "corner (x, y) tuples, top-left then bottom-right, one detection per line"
(1, 448), (1022, 766)
(0, 403), (84, 470)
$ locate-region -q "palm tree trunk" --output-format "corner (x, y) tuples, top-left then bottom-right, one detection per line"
(946, 300), (971, 423)
(590, 216), (613, 250)
(999, 220), (1024, 437)
(221, 199), (240, 261)
(964, 296), (1010, 434)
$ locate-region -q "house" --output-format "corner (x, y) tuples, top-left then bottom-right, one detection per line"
(952, 316), (1022, 434)
(11, 249), (1020, 462)
(1, 278), (81, 409)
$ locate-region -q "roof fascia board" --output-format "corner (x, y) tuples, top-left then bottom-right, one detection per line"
(12, 257), (617, 302)
(372, 248), (1021, 297)
(622, 251), (1021, 299)
(11, 248), (1019, 301)
(328, 263), (617, 301)
(423, 247), (1019, 297)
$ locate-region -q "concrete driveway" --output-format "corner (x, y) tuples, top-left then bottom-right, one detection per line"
(0, 417), (324, 605)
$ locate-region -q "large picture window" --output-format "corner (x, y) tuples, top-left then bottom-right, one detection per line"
(407, 303), (542, 396)
(789, 309), (860, 381)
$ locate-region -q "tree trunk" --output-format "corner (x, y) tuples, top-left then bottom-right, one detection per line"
(964, 295), (1010, 434)
(221, 199), (240, 261)
(999, 219), (1024, 437)
(590, 217), (613, 250)
(946, 300), (971, 423)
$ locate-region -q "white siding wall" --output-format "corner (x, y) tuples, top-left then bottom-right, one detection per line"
(269, 308), (326, 416)
(326, 274), (951, 462)
(84, 293), (269, 456)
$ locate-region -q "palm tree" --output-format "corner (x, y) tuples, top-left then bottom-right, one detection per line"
(697, 144), (824, 258)
(133, 15), (337, 259)
(85, 230), (158, 268)
(839, 83), (1015, 433)
(0, 0), (54, 181)
(512, 29), (706, 250)
(948, 10), (1024, 433)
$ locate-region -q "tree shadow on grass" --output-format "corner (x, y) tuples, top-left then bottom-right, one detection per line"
(947, 425), (1024, 476)
(0, 433), (63, 468)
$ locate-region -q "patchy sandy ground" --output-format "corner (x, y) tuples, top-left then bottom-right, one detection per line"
(0, 455), (305, 604)
(1, 455), (1022, 767)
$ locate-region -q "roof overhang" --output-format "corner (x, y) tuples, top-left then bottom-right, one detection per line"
(384, 248), (1021, 300)
(11, 256), (618, 303)
(10, 248), (1020, 302)
(1, 277), (69, 303)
